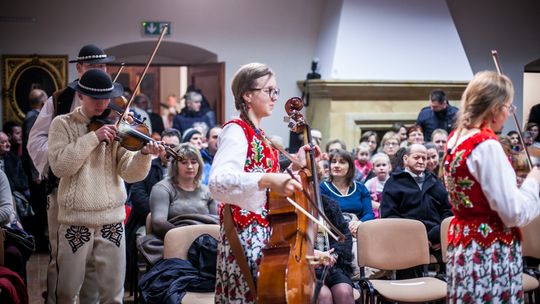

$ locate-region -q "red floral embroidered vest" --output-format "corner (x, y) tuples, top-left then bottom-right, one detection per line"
(219, 118), (279, 229)
(443, 128), (520, 248)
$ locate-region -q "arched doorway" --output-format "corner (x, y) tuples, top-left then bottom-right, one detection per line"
(104, 41), (225, 128)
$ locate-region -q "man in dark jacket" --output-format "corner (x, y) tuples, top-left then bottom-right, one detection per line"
(416, 89), (458, 142)
(381, 144), (452, 249)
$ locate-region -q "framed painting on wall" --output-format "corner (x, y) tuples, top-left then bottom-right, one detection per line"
(2, 55), (68, 124)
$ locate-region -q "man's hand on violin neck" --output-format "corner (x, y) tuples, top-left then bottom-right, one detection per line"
(141, 141), (165, 156)
(95, 124), (118, 144)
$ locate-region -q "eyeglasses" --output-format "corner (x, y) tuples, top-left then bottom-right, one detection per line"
(251, 87), (280, 98)
(503, 104), (517, 113)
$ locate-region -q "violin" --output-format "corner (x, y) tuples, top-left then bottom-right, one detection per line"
(258, 97), (345, 304)
(87, 113), (179, 159)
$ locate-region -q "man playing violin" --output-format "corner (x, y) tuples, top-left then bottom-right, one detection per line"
(27, 43), (117, 304)
(48, 69), (163, 303)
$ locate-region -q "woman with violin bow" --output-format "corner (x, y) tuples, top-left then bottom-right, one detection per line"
(209, 63), (353, 303)
(48, 68), (164, 303)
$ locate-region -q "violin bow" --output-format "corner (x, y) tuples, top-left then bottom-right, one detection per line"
(116, 25), (168, 128)
(112, 62), (125, 83)
(491, 50), (533, 169)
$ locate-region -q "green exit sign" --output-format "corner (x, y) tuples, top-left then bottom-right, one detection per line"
(142, 21), (171, 36)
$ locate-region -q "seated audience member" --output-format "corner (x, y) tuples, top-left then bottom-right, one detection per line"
(391, 122), (408, 143)
(354, 143), (372, 183)
(390, 147), (407, 173)
(201, 126), (222, 185)
(359, 131), (378, 155)
(182, 128), (203, 150)
(3, 121), (23, 157)
(381, 144), (452, 258)
(125, 129), (181, 264)
(0, 170), (29, 283)
(172, 91), (212, 135)
(424, 142), (441, 176)
(314, 195), (355, 304)
(364, 153), (392, 218)
(318, 159), (330, 181)
(526, 122), (540, 145)
(0, 132), (29, 196)
(406, 125), (425, 145)
(150, 143), (217, 239)
(506, 130), (519, 151)
(430, 128), (448, 157)
(320, 149), (374, 236)
(380, 131), (400, 157)
(325, 139), (347, 154)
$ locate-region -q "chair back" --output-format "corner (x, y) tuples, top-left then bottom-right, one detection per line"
(356, 218), (429, 270)
(522, 215), (540, 259)
(163, 225), (220, 259)
(440, 216), (454, 263)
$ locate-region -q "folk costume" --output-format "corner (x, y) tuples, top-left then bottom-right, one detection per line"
(209, 118), (278, 303)
(27, 44), (114, 304)
(444, 128), (540, 303)
(48, 69), (151, 303)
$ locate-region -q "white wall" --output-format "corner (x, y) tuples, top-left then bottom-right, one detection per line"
(327, 0), (472, 80)
(0, 0), (325, 141)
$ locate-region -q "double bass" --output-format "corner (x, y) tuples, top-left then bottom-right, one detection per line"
(258, 97), (345, 303)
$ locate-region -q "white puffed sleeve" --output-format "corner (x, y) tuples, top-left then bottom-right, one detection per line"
(208, 123), (266, 213)
(467, 139), (540, 227)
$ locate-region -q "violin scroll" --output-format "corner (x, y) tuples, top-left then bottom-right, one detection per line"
(284, 97), (307, 133)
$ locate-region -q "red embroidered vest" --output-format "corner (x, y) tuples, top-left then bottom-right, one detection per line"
(219, 118), (279, 229)
(443, 128), (520, 248)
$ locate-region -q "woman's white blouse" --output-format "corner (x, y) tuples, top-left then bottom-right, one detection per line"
(466, 139), (540, 227)
(208, 123), (266, 213)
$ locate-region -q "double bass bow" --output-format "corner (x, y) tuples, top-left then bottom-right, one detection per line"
(491, 50), (534, 170)
(258, 97), (345, 304)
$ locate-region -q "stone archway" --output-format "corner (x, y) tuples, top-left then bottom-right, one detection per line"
(104, 41), (225, 125)
(104, 41), (217, 65)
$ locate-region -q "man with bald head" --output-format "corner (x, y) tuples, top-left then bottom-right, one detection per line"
(381, 144), (452, 251)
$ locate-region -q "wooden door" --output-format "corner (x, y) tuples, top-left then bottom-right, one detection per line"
(108, 66), (160, 112)
(187, 63), (225, 125)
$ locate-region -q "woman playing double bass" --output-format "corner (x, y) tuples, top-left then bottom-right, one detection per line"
(208, 63), (302, 303)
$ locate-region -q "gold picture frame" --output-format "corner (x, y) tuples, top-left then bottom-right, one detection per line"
(2, 55), (68, 123)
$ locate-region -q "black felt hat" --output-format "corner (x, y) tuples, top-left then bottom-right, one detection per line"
(72, 69), (123, 99)
(69, 44), (115, 64)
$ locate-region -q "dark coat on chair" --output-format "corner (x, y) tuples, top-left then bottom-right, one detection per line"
(380, 169), (453, 245)
(126, 158), (166, 260)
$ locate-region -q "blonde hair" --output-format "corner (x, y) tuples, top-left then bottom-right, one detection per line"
(371, 152), (390, 165)
(356, 142), (370, 153)
(380, 131), (401, 147)
(169, 143), (204, 187)
(455, 71), (514, 132)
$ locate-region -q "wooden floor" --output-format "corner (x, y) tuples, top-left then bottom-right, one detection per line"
(26, 253), (135, 304)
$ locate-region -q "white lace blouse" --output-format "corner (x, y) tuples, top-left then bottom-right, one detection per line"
(208, 123), (267, 213)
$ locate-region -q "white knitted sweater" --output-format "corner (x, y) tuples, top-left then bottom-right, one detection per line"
(48, 107), (152, 226)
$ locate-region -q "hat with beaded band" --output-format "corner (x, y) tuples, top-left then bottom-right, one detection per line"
(73, 69), (123, 99)
(68, 44), (115, 64)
